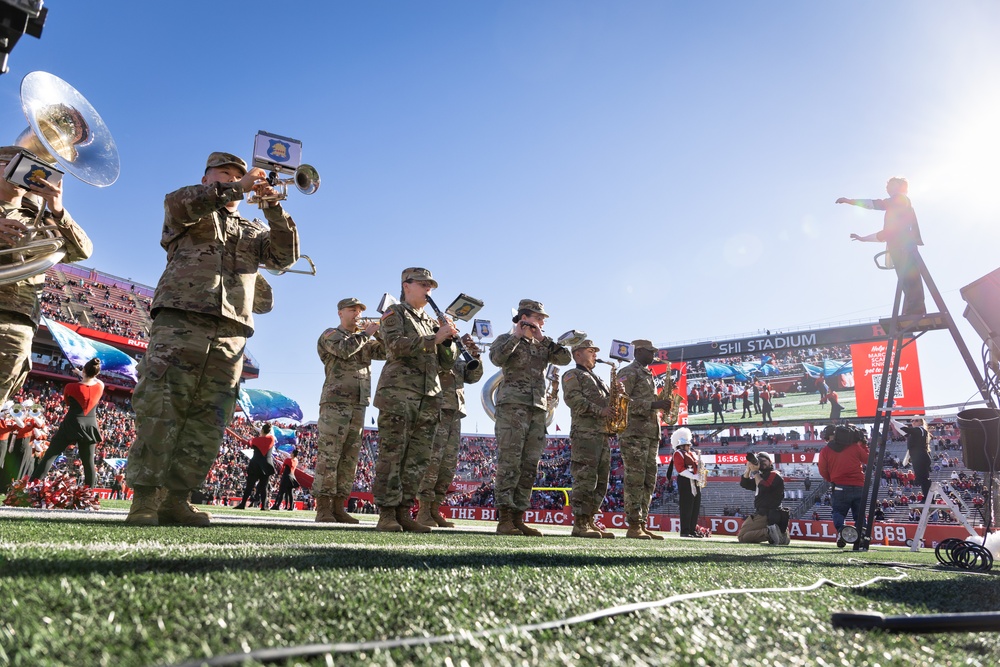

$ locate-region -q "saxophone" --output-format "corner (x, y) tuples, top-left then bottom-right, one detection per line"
(597, 359), (629, 434)
(658, 363), (681, 426)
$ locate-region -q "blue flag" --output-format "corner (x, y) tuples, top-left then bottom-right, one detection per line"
(42, 317), (139, 381)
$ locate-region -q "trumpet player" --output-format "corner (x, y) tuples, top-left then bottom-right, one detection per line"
(125, 152), (299, 527)
(417, 332), (483, 528)
(0, 146), (92, 408)
(489, 299), (571, 536)
(372, 267), (457, 532)
(561, 340), (614, 539)
(314, 297), (385, 524)
(617, 339), (673, 540)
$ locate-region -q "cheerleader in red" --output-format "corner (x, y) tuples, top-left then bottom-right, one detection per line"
(671, 427), (703, 537)
(31, 358), (104, 487)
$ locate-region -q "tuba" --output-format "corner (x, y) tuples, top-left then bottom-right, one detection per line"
(596, 359), (629, 434)
(0, 71), (119, 287)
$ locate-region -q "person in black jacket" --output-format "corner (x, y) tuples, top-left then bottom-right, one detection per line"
(894, 417), (932, 497)
(737, 452), (790, 544)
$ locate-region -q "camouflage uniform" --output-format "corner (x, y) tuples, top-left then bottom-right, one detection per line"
(314, 321), (385, 498)
(372, 300), (456, 509)
(419, 356), (483, 504)
(490, 326), (571, 512)
(127, 156), (299, 493)
(0, 197), (91, 405)
(562, 364), (611, 516)
(617, 359), (660, 525)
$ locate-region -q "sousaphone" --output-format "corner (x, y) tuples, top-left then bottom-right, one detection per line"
(0, 71), (119, 286)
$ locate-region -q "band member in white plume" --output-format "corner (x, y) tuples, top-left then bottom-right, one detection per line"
(671, 427), (704, 538)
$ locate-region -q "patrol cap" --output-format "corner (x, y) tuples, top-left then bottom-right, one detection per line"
(572, 338), (599, 353)
(0, 146), (21, 163)
(632, 339), (657, 352)
(205, 152), (248, 176)
(518, 299), (549, 317)
(337, 297), (367, 311)
(401, 267), (438, 288)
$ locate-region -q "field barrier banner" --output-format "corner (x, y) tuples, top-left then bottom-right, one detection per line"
(441, 506), (978, 546)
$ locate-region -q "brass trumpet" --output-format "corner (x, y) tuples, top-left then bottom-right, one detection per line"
(247, 164), (320, 209)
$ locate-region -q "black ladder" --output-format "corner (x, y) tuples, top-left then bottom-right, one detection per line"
(855, 251), (995, 551)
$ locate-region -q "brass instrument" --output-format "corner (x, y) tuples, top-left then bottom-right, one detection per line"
(258, 254), (316, 276)
(357, 317), (380, 331)
(596, 359), (629, 434)
(0, 72), (119, 286)
(697, 448), (708, 488)
(426, 295), (480, 371)
(481, 369), (558, 427)
(546, 364), (561, 411)
(658, 363), (682, 426)
(247, 164), (320, 209)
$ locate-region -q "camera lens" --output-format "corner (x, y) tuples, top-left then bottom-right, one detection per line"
(745, 452), (758, 465)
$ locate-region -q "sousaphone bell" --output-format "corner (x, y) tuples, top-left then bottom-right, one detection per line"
(0, 71), (119, 286)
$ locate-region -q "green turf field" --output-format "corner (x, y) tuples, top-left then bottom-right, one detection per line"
(2, 501), (999, 667)
(684, 390), (858, 427)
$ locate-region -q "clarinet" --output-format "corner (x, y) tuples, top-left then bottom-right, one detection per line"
(425, 295), (481, 371)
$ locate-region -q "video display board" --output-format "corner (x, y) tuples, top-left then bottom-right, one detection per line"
(654, 322), (924, 427)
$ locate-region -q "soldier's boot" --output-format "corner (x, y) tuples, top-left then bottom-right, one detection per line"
(332, 496), (360, 524)
(314, 496), (336, 523)
(589, 516), (615, 539)
(157, 491), (212, 527)
(512, 510), (543, 537)
(625, 516), (651, 540)
(375, 506), (403, 532)
(415, 500), (438, 528)
(430, 502), (455, 528)
(496, 507), (521, 536)
(396, 506), (432, 533)
(571, 515), (601, 539)
(125, 485), (160, 526)
(642, 524), (666, 541)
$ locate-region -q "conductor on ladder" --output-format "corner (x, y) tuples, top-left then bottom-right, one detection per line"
(837, 177), (926, 317)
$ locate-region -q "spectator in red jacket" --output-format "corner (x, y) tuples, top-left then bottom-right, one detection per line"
(818, 424), (869, 548)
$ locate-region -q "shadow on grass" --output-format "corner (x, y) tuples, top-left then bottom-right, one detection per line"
(846, 576), (1000, 614)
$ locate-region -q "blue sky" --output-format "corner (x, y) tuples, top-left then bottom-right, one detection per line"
(4, 1), (1000, 429)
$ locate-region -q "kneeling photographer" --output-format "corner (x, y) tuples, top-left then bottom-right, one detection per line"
(737, 452), (790, 545)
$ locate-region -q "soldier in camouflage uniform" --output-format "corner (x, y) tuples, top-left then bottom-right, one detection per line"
(372, 267), (457, 532)
(489, 299), (571, 536)
(125, 152), (299, 527)
(416, 333), (483, 528)
(314, 297), (385, 524)
(562, 339), (615, 539)
(617, 339), (672, 540)
(0, 146), (91, 491)
(0, 146), (92, 407)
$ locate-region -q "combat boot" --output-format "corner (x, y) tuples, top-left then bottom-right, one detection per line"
(430, 502), (455, 528)
(642, 525), (665, 541)
(157, 491), (212, 527)
(512, 510), (543, 537)
(589, 516), (615, 539)
(415, 500), (437, 528)
(396, 506), (432, 533)
(571, 515), (601, 539)
(314, 496), (336, 523)
(496, 507), (521, 535)
(125, 485), (160, 526)
(626, 516), (651, 540)
(375, 506), (403, 532)
(332, 496), (360, 524)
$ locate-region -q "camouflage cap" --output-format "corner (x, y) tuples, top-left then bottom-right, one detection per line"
(205, 152), (248, 176)
(518, 299), (549, 317)
(401, 267), (438, 288)
(337, 297), (367, 311)
(632, 339), (657, 352)
(572, 338), (599, 353)
(0, 146), (22, 163)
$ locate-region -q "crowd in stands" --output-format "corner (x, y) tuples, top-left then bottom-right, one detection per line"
(7, 373), (989, 526)
(40, 268), (153, 342)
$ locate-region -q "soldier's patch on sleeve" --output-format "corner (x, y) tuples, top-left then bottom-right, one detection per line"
(381, 312), (401, 328)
